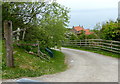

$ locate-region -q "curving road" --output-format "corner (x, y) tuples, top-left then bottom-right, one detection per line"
(3, 48), (118, 82)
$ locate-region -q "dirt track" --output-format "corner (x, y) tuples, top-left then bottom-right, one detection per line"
(3, 48), (118, 82)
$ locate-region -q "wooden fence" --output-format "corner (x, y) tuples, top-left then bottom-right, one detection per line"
(63, 39), (120, 54)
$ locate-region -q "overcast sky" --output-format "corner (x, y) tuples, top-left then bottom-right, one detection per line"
(56, 0), (119, 29)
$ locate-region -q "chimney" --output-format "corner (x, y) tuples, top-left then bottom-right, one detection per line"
(73, 26), (74, 28)
(79, 25), (80, 27)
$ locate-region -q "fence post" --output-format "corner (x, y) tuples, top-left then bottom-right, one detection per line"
(37, 41), (40, 56)
(80, 40), (81, 47)
(88, 39), (90, 47)
(100, 40), (102, 49)
(22, 29), (26, 40)
(111, 41), (113, 50)
(16, 28), (20, 42)
(92, 39), (94, 48)
(85, 39), (87, 46)
(4, 21), (14, 67)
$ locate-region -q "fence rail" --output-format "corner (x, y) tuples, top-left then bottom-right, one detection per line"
(63, 39), (120, 54)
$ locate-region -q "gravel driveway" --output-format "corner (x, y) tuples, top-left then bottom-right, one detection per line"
(3, 47), (118, 82)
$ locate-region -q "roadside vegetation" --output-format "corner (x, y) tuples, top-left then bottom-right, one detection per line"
(2, 2), (70, 48)
(0, 40), (2, 79)
(93, 21), (120, 41)
(2, 43), (67, 79)
(2, 1), (69, 79)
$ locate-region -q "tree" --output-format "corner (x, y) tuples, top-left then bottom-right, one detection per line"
(100, 20), (120, 41)
(93, 23), (102, 39)
(2, 2), (70, 48)
(2, 2), (48, 30)
(26, 2), (70, 48)
(85, 33), (98, 39)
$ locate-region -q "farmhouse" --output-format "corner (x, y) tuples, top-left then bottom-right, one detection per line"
(71, 25), (94, 35)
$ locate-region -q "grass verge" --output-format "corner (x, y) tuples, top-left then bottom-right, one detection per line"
(2, 45), (67, 79)
(0, 40), (2, 79)
(64, 46), (119, 58)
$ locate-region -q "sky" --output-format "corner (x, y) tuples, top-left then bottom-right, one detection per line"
(56, 0), (119, 29)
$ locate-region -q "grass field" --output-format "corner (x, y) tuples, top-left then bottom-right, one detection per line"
(2, 42), (67, 79)
(64, 46), (119, 58)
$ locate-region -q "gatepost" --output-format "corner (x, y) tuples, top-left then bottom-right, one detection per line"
(4, 21), (14, 67)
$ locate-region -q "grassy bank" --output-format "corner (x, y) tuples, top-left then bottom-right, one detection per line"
(64, 46), (119, 58)
(2, 45), (67, 79)
(0, 40), (2, 79)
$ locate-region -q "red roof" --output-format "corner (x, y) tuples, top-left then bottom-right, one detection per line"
(84, 29), (94, 35)
(73, 26), (84, 31)
(73, 26), (94, 35)
(84, 29), (89, 32)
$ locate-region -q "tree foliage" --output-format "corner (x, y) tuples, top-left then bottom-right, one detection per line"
(92, 20), (120, 41)
(92, 23), (102, 39)
(100, 20), (120, 41)
(2, 2), (70, 48)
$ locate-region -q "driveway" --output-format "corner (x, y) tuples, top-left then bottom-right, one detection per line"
(3, 48), (118, 82)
